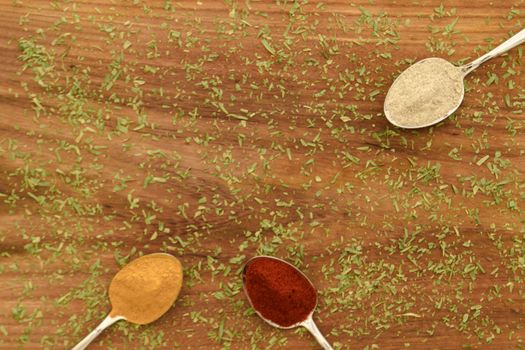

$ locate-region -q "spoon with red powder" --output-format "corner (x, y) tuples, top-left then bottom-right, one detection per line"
(242, 256), (333, 350)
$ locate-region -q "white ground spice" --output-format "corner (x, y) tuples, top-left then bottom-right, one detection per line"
(384, 58), (464, 128)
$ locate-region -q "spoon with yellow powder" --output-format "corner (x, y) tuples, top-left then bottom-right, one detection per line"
(384, 28), (525, 129)
(71, 253), (183, 350)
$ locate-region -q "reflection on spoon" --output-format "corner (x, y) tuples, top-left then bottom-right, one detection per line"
(242, 256), (334, 350)
(71, 253), (183, 350)
(385, 28), (525, 129)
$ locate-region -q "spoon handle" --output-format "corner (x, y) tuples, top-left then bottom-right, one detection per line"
(463, 28), (525, 75)
(302, 316), (334, 350)
(71, 314), (123, 350)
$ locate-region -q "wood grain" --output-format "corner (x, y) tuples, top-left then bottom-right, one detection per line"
(1, 0), (524, 349)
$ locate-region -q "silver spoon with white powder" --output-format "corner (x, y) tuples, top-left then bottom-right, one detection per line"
(384, 28), (525, 129)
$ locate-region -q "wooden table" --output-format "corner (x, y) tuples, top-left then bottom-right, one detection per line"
(1, 1), (524, 349)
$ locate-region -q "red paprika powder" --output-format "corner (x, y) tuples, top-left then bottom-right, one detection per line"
(243, 256), (317, 327)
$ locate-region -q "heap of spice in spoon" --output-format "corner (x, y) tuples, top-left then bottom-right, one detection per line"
(71, 253), (183, 350)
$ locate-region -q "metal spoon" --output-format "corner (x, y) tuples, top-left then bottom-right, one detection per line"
(384, 28), (525, 129)
(242, 256), (333, 350)
(71, 253), (183, 350)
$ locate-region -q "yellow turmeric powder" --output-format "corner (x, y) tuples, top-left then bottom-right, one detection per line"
(108, 253), (183, 324)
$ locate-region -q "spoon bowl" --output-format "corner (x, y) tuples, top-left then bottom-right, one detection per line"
(242, 256), (333, 350)
(109, 253), (183, 324)
(384, 57), (465, 129)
